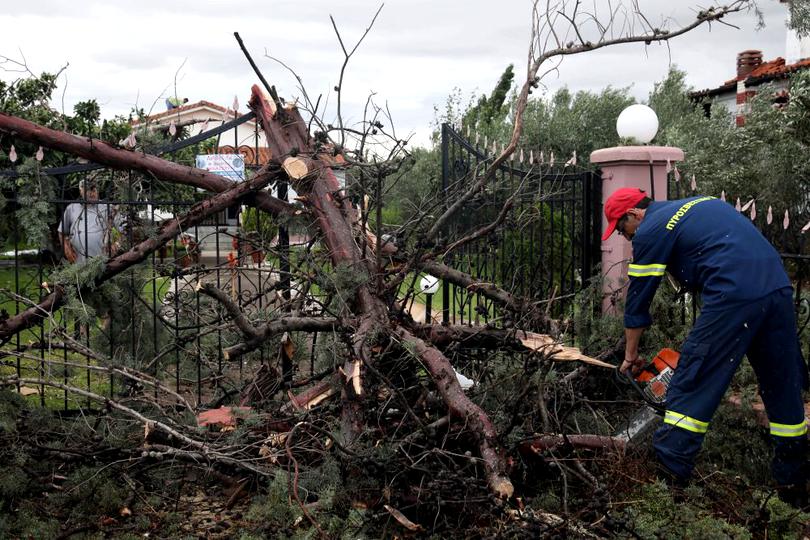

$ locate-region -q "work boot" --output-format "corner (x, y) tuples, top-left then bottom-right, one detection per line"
(655, 463), (689, 502)
(655, 462), (689, 488)
(776, 483), (808, 510)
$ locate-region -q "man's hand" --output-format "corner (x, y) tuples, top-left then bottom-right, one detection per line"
(620, 352), (646, 376)
(622, 327), (647, 376)
(61, 235), (77, 263)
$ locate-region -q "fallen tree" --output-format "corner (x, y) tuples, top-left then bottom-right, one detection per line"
(2, 2), (786, 537)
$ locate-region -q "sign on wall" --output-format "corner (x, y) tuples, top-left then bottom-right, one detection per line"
(195, 154), (245, 181)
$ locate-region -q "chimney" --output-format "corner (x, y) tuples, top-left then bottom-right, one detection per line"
(737, 50), (763, 79)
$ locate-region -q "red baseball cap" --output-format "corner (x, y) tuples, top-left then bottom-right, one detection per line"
(602, 188), (647, 241)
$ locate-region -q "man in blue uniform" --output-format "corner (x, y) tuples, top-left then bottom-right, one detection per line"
(603, 187), (808, 504)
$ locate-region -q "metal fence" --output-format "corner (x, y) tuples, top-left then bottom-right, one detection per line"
(0, 112), (297, 409)
(439, 123), (602, 329)
(4, 115), (808, 410)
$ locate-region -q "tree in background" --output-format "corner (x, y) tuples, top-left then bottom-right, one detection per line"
(0, 69), (133, 250)
(652, 67), (810, 252)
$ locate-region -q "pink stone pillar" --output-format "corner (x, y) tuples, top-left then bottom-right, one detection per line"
(589, 146), (684, 315)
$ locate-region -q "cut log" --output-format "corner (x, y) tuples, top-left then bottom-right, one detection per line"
(282, 156), (317, 180)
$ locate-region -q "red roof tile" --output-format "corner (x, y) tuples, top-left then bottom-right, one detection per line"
(747, 56), (810, 82)
(722, 57), (795, 85)
(692, 56), (810, 99)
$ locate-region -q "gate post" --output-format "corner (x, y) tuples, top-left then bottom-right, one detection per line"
(589, 146), (684, 315)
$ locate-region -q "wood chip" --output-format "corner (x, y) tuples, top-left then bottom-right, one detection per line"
(384, 504), (424, 532)
(281, 332), (295, 360)
(518, 332), (615, 369)
(288, 387), (335, 411)
(196, 406), (252, 429)
(349, 359), (362, 395)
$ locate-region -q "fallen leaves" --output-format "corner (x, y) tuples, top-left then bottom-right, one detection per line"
(384, 505), (424, 532)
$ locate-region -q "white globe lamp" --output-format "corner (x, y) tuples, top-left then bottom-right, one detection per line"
(420, 274), (440, 295)
(616, 104), (659, 144)
(420, 274), (440, 324)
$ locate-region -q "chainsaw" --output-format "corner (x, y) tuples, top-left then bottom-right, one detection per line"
(615, 348), (680, 443)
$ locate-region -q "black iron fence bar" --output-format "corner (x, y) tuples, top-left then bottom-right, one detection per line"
(438, 123), (602, 330)
(441, 124), (594, 176)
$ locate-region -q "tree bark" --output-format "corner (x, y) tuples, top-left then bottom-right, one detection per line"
(0, 112), (296, 218)
(521, 434), (626, 454)
(222, 317), (341, 360)
(411, 323), (525, 349)
(249, 85), (391, 445)
(420, 260), (522, 312)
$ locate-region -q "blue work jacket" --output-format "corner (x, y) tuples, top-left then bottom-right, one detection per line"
(624, 196), (791, 328)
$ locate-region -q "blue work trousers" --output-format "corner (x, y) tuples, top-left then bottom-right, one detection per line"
(654, 287), (809, 486)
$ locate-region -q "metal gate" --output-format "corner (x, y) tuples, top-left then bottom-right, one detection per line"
(440, 123), (602, 327)
(0, 112), (294, 410)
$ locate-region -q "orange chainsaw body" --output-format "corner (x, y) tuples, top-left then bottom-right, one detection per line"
(634, 348), (680, 404)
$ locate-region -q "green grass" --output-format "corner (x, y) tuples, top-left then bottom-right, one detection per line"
(1, 266), (170, 314)
(397, 272), (498, 322)
(2, 354), (113, 410)
(142, 276), (171, 305)
(0, 266), (42, 317)
(1, 264), (170, 410)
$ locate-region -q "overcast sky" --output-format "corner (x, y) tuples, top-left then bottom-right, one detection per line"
(0, 1), (791, 148)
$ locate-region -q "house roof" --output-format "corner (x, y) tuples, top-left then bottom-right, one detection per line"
(744, 56), (810, 85)
(690, 56), (810, 99)
(131, 100), (237, 126)
(131, 100), (350, 168)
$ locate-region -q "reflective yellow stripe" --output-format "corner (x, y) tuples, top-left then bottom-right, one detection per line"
(628, 263), (666, 277)
(664, 410), (709, 434)
(769, 420), (808, 437)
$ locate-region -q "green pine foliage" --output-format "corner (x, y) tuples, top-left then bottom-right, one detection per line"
(624, 482), (752, 540)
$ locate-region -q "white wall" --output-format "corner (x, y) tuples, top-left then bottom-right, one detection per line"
(786, 29), (810, 64)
